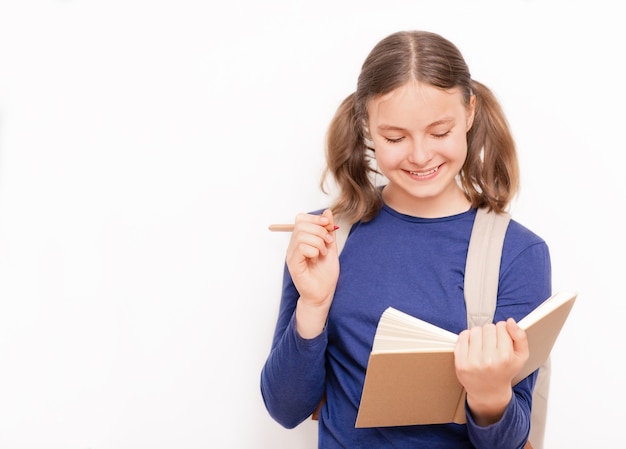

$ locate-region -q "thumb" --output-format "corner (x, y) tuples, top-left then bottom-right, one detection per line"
(322, 208), (335, 228)
(506, 318), (528, 356)
(321, 208), (340, 254)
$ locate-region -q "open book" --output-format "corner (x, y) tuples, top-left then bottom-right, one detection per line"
(355, 290), (577, 428)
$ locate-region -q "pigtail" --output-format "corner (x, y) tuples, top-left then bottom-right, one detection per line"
(461, 80), (519, 213)
(321, 93), (381, 223)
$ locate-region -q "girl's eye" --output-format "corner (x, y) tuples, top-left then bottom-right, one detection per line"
(384, 137), (404, 143)
(432, 131), (451, 139)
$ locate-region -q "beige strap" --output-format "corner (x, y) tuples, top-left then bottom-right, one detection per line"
(528, 357), (550, 449)
(334, 214), (351, 254)
(464, 208), (511, 328)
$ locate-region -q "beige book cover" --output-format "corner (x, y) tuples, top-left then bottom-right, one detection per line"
(355, 290), (577, 428)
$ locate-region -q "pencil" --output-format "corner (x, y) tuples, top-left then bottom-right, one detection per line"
(268, 224), (340, 232)
(268, 224), (294, 232)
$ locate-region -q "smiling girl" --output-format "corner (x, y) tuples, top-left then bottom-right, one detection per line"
(261, 30), (549, 449)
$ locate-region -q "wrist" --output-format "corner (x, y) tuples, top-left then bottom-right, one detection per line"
(466, 388), (512, 426)
(295, 297), (332, 339)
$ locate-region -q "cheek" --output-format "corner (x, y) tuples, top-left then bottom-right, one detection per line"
(374, 146), (405, 171)
(440, 136), (468, 161)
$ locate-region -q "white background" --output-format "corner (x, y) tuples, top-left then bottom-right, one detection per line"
(0, 1), (623, 448)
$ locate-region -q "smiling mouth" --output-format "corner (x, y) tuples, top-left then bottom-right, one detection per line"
(409, 165), (440, 177)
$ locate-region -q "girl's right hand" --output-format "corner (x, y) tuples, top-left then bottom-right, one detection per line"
(285, 209), (340, 338)
(286, 209), (340, 307)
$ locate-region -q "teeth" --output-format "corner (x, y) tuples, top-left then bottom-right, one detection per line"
(410, 166), (438, 176)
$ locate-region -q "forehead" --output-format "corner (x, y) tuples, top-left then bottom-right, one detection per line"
(367, 81), (466, 126)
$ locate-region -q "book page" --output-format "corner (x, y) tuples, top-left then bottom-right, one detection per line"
(371, 307), (457, 353)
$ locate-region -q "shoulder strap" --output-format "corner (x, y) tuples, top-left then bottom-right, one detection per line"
(464, 209), (548, 449)
(334, 214), (351, 254)
(464, 208), (511, 328)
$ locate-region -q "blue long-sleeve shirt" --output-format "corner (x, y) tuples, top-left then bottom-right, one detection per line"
(261, 205), (551, 449)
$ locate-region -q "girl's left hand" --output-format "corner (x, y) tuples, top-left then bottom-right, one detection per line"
(454, 318), (529, 425)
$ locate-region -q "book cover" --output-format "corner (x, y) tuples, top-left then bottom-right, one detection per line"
(355, 290), (577, 428)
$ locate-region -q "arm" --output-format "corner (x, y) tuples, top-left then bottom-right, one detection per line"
(459, 235), (551, 448)
(464, 374), (536, 449)
(260, 307), (328, 428)
(260, 210), (340, 428)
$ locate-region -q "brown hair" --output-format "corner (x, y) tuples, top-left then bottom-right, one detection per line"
(321, 30), (519, 223)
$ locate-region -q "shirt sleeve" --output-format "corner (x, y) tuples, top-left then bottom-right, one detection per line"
(260, 263), (328, 429)
(465, 373), (536, 449)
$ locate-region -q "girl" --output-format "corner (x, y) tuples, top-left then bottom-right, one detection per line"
(261, 30), (549, 449)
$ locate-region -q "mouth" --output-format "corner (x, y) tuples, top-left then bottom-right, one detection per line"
(408, 164), (441, 177)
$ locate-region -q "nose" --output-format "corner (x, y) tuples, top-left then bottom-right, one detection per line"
(407, 138), (433, 166)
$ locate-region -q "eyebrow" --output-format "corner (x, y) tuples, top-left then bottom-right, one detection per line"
(377, 118), (454, 131)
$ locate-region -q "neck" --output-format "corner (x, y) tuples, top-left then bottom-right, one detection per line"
(381, 184), (471, 218)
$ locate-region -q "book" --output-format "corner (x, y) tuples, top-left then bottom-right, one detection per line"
(354, 290), (577, 428)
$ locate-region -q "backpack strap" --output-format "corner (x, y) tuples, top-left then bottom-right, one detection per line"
(334, 214), (351, 254)
(464, 208), (511, 328)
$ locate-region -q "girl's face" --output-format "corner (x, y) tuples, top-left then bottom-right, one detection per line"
(367, 81), (475, 218)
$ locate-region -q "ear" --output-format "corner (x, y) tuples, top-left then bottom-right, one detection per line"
(466, 94), (476, 131)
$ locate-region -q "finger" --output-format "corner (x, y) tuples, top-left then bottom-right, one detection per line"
(481, 323), (497, 351)
(294, 212), (330, 228)
(506, 318), (528, 355)
(321, 208), (339, 233)
(287, 232), (325, 262)
(455, 329), (470, 359)
(495, 321), (513, 351)
(306, 210), (337, 246)
(467, 326), (484, 360)
(294, 212), (337, 240)
(296, 238), (328, 259)
(290, 218), (338, 260)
